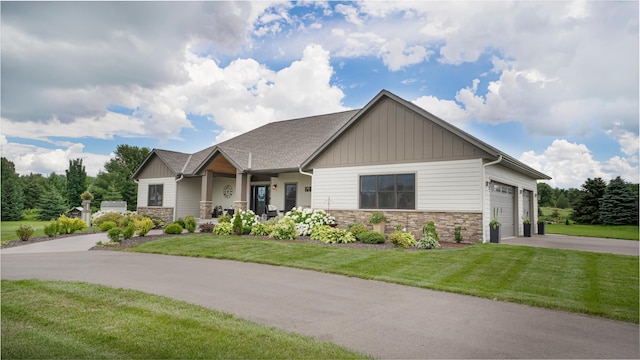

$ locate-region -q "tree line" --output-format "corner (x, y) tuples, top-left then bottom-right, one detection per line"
(538, 177), (639, 225)
(1, 145), (150, 221)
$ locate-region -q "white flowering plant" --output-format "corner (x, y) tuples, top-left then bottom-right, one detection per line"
(284, 207), (335, 236)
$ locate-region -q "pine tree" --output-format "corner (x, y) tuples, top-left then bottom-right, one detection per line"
(38, 187), (68, 221)
(1, 157), (24, 221)
(66, 158), (87, 208)
(599, 177), (639, 225)
(572, 177), (606, 224)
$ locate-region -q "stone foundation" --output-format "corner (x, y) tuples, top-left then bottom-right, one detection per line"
(200, 201), (213, 220)
(234, 201), (247, 212)
(329, 210), (483, 243)
(138, 207), (174, 225)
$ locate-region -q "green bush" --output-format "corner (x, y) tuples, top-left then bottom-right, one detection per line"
(92, 212), (124, 227)
(198, 222), (215, 233)
(250, 222), (272, 236)
(58, 215), (87, 234)
(174, 219), (186, 229)
(123, 224), (135, 240)
(369, 211), (386, 224)
(217, 214), (232, 223)
(43, 220), (60, 237)
(212, 222), (233, 235)
(454, 226), (462, 243)
(99, 221), (118, 232)
(16, 224), (35, 241)
(184, 215), (197, 233)
(357, 230), (386, 244)
(284, 208), (335, 236)
(164, 223), (184, 235)
(310, 225), (355, 244)
(232, 213), (242, 235)
(135, 218), (154, 237)
(107, 228), (123, 242)
(346, 223), (368, 238)
(417, 221), (440, 250)
(388, 230), (417, 249)
(150, 216), (165, 229)
(270, 217), (297, 240)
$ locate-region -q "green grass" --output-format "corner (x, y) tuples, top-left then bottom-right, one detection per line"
(546, 224), (639, 240)
(129, 235), (639, 323)
(1, 279), (370, 359)
(1, 220), (95, 245)
(541, 206), (573, 219)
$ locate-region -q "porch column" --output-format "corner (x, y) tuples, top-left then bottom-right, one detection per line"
(200, 170), (214, 219)
(234, 170), (248, 212)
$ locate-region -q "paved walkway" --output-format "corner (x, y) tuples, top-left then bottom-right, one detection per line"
(2, 250), (638, 359)
(501, 234), (639, 256)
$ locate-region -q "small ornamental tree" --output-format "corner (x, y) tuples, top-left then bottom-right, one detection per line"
(599, 176), (639, 225)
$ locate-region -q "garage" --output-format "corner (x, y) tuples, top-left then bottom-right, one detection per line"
(490, 182), (515, 238)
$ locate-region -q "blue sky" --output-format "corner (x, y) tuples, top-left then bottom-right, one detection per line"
(1, 1), (638, 189)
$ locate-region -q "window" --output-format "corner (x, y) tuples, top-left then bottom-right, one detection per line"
(359, 174), (415, 209)
(148, 184), (163, 207)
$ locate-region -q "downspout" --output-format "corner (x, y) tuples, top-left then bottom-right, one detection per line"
(299, 166), (314, 208)
(174, 173), (184, 221)
(482, 155), (503, 243)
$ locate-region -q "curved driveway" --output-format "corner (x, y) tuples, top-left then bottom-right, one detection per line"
(2, 250), (638, 359)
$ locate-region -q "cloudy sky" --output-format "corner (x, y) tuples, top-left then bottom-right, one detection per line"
(1, 1), (638, 189)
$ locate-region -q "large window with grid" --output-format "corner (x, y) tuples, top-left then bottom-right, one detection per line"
(359, 174), (415, 209)
(148, 184), (163, 207)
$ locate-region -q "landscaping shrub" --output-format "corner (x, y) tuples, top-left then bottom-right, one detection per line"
(417, 221), (440, 249)
(99, 221), (118, 232)
(346, 223), (368, 238)
(250, 222), (272, 236)
(123, 224), (135, 240)
(107, 228), (123, 242)
(368, 211), (386, 225)
(135, 218), (154, 237)
(58, 215), (87, 234)
(284, 207), (335, 236)
(212, 222), (233, 235)
(217, 214), (232, 223)
(184, 215), (197, 233)
(92, 211), (124, 227)
(43, 220), (61, 237)
(388, 230), (417, 249)
(164, 223), (184, 235)
(198, 222), (215, 233)
(232, 213), (243, 235)
(310, 225), (355, 244)
(174, 219), (186, 229)
(16, 224), (35, 241)
(150, 216), (165, 229)
(270, 217), (297, 240)
(454, 226), (462, 243)
(357, 230), (386, 244)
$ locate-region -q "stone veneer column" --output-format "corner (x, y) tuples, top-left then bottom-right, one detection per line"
(200, 201), (213, 219)
(234, 201), (247, 213)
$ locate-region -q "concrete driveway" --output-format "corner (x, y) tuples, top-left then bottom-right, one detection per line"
(501, 234), (639, 256)
(2, 250), (638, 359)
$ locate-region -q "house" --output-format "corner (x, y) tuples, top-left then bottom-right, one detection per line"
(132, 90), (550, 242)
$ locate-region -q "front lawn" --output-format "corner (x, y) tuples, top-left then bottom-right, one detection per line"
(129, 235), (639, 323)
(1, 280), (369, 359)
(1, 221), (49, 244)
(546, 224), (639, 240)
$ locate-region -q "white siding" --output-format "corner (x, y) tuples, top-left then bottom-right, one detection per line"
(176, 177), (201, 219)
(269, 172), (312, 210)
(312, 159), (483, 211)
(484, 163), (539, 240)
(137, 177), (176, 210)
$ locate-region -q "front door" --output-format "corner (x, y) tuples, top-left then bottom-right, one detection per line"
(251, 185), (268, 215)
(284, 183), (297, 212)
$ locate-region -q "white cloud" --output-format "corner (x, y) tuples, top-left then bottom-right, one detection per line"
(412, 95), (470, 127)
(520, 139), (639, 188)
(380, 39), (433, 71)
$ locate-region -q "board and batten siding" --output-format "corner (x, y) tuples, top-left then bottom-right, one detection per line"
(136, 178), (176, 209)
(136, 155), (174, 179)
(311, 159), (483, 212)
(309, 97), (489, 169)
(484, 162), (539, 240)
(176, 177), (201, 219)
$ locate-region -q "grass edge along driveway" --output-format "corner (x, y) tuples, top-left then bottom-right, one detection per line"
(1, 279), (370, 360)
(129, 235), (639, 323)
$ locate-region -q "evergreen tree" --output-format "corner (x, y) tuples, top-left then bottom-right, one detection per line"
(21, 173), (45, 209)
(101, 144), (150, 211)
(1, 157), (24, 220)
(556, 193), (569, 209)
(599, 177), (639, 225)
(66, 158), (87, 208)
(46, 172), (67, 199)
(572, 177), (607, 224)
(103, 182), (124, 201)
(38, 187), (68, 221)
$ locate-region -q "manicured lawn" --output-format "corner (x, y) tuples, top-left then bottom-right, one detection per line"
(129, 235), (639, 323)
(546, 224), (639, 240)
(1, 280), (369, 359)
(541, 206), (573, 219)
(1, 221), (49, 244)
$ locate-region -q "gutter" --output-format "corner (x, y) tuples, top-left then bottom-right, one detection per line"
(298, 166), (313, 177)
(481, 155), (503, 243)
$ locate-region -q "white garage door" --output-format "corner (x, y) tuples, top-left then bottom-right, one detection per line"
(490, 182), (515, 238)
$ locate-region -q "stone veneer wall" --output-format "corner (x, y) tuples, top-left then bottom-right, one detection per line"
(200, 201), (213, 220)
(329, 210), (483, 243)
(138, 207), (174, 225)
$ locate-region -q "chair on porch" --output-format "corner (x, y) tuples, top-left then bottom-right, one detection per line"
(265, 204), (279, 219)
